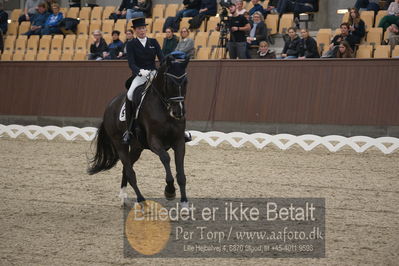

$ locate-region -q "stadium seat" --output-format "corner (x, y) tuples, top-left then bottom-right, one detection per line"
(24, 53), (37, 61)
(3, 36), (16, 53)
(103, 34), (112, 44)
(360, 11), (375, 30)
(147, 33), (154, 38)
(73, 52), (87, 60)
(77, 20), (89, 35)
(48, 53), (61, 61)
(392, 46), (399, 57)
(152, 18), (165, 33)
(36, 52), (48, 60)
(102, 20), (114, 35)
(60, 7), (69, 15)
(375, 10), (388, 26)
(279, 14), (294, 34)
(51, 38), (63, 54)
(265, 14), (279, 35)
(7, 22), (19, 35)
(1, 53), (12, 61)
(180, 17), (191, 30)
(316, 29), (332, 52)
(367, 27), (382, 46)
(10, 9), (22, 22)
(246, 1), (254, 10)
(196, 47), (212, 59)
(61, 53), (73, 61)
(66, 7), (79, 19)
(114, 20), (126, 33)
(91, 6), (103, 21)
(164, 4), (179, 18)
(341, 12), (349, 23)
(75, 37), (88, 53)
(12, 53), (25, 61)
(206, 16), (220, 32)
(119, 32), (126, 42)
(39, 37), (51, 53)
(53, 34), (64, 40)
(145, 18), (153, 32)
(18, 21), (31, 35)
(208, 31), (220, 48)
(356, 44), (373, 58)
(154, 32), (166, 46)
(373, 45), (390, 58)
(26, 35), (39, 53)
(78, 7), (91, 20)
(102, 6), (116, 20)
(194, 32), (209, 48)
(89, 21), (102, 35)
(14, 36), (28, 53)
(152, 4), (165, 18)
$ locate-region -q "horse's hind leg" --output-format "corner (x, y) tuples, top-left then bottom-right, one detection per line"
(114, 142), (146, 203)
(119, 147), (143, 206)
(173, 140), (188, 204)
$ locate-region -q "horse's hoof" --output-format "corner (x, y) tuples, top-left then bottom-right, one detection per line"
(180, 201), (189, 211)
(164, 190), (176, 200)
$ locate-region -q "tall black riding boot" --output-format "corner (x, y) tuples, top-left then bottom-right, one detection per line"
(122, 98), (134, 144)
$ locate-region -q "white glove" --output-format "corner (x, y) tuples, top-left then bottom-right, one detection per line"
(139, 69), (150, 77)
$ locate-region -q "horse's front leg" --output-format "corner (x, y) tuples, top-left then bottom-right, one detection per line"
(173, 139), (188, 204)
(149, 139), (176, 199)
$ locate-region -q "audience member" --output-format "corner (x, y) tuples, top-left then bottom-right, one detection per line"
(19, 0), (43, 23)
(119, 29), (135, 59)
(249, 0), (264, 16)
(335, 41), (354, 58)
(45, 0), (57, 13)
(176, 0), (201, 18)
(222, 3), (251, 59)
(276, 0), (294, 14)
(378, 0), (399, 30)
(281, 27), (301, 59)
(386, 23), (399, 49)
(89, 30), (109, 60)
(298, 28), (319, 58)
(354, 0), (380, 12)
(136, 0), (152, 18)
(40, 3), (63, 35)
(330, 22), (357, 51)
(293, 0), (317, 15)
(255, 41), (276, 58)
(347, 8), (366, 45)
(199, 0), (217, 16)
(162, 27), (179, 56)
(236, 0), (247, 15)
(24, 3), (50, 36)
(0, 2), (8, 35)
(247, 11), (267, 57)
(264, 0), (279, 15)
(104, 30), (124, 59)
(175, 27), (195, 58)
(117, 0), (143, 20)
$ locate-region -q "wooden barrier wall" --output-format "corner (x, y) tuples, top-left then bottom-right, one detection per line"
(0, 59), (399, 126)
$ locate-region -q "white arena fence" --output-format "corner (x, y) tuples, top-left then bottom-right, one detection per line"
(1, 124), (399, 154)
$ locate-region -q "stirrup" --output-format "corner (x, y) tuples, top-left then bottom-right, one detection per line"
(184, 131), (192, 143)
(122, 130), (133, 144)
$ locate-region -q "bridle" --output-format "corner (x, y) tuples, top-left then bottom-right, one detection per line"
(153, 68), (187, 109)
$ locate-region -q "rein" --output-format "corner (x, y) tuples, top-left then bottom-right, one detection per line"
(151, 69), (187, 108)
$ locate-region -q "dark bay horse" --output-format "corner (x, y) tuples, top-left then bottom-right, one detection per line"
(88, 55), (189, 206)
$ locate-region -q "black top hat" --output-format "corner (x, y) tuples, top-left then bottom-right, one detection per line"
(131, 17), (147, 28)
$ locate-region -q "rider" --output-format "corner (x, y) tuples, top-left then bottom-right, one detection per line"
(124, 17), (164, 144)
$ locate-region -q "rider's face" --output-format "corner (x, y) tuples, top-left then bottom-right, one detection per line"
(134, 26), (146, 38)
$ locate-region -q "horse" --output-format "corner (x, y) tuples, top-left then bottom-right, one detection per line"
(87, 55), (189, 207)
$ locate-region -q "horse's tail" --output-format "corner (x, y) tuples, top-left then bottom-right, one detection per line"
(87, 122), (119, 175)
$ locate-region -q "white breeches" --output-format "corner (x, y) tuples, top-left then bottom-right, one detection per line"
(127, 70), (156, 101)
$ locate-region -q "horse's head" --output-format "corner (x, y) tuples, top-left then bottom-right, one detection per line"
(157, 54), (190, 120)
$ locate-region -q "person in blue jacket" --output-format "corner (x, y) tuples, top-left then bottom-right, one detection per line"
(24, 3), (50, 36)
(199, 0), (217, 16)
(40, 3), (63, 35)
(249, 0), (265, 16)
(0, 2), (8, 35)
